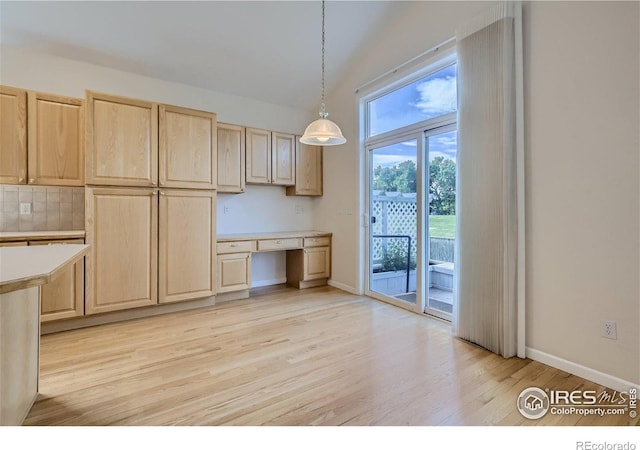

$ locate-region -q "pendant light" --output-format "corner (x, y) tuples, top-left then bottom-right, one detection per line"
(300, 0), (347, 146)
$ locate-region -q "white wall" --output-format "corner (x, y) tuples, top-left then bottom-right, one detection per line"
(523, 1), (639, 387)
(0, 44), (316, 286)
(319, 1), (639, 387)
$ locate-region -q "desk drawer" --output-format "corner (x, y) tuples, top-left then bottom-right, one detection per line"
(257, 238), (302, 251)
(217, 240), (255, 254)
(303, 236), (330, 248)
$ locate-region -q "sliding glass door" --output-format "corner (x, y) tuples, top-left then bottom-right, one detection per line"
(366, 136), (424, 312)
(425, 126), (457, 320)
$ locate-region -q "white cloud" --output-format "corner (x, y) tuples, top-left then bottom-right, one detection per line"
(414, 76), (456, 116)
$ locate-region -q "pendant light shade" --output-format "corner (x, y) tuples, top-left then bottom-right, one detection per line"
(300, 113), (346, 146)
(300, 0), (346, 147)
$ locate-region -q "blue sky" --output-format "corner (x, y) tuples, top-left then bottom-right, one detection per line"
(370, 64), (457, 169)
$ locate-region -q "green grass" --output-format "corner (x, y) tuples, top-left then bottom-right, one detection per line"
(429, 215), (456, 239)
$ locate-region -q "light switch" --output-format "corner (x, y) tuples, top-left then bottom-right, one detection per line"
(19, 202), (32, 215)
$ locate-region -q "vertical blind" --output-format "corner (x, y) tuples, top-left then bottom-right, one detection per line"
(454, 2), (524, 358)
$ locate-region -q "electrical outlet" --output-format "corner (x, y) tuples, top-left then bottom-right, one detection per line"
(19, 202), (32, 215)
(223, 206), (230, 214)
(602, 320), (617, 340)
(295, 205), (304, 214)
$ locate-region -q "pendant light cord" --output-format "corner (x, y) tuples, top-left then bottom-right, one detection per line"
(320, 0), (327, 118)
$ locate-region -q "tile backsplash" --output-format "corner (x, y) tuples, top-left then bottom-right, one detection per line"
(0, 185), (85, 232)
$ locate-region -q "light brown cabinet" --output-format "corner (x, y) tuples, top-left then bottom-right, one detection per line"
(86, 187), (217, 314)
(246, 128), (295, 186)
(286, 241), (331, 289)
(29, 239), (84, 322)
(0, 239), (85, 322)
(286, 141), (322, 196)
(217, 123), (245, 193)
(0, 86), (27, 184)
(85, 187), (158, 314)
(216, 240), (253, 295)
(28, 92), (84, 186)
(86, 91), (158, 187)
(245, 127), (271, 184)
(159, 105), (216, 190)
(159, 189), (215, 303)
(271, 132), (296, 185)
(216, 252), (251, 294)
(1, 86), (83, 186)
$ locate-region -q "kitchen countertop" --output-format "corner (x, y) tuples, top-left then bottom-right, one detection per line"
(217, 231), (332, 242)
(0, 244), (89, 294)
(0, 230), (85, 242)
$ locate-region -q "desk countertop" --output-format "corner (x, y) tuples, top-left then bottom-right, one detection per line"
(0, 230), (86, 242)
(0, 244), (89, 295)
(217, 230), (331, 242)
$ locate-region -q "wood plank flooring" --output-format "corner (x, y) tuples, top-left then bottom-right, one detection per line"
(24, 286), (638, 426)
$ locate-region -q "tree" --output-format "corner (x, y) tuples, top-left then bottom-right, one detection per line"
(372, 157), (455, 215)
(429, 156), (456, 215)
(373, 160), (416, 193)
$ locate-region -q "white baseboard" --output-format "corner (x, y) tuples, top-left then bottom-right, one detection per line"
(250, 277), (287, 288)
(328, 279), (361, 295)
(526, 347), (640, 393)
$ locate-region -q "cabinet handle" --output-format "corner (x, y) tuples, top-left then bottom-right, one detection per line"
(159, 180), (165, 186)
(18, 177), (25, 183)
(230, 244), (238, 247)
(29, 178), (35, 184)
(159, 191), (165, 196)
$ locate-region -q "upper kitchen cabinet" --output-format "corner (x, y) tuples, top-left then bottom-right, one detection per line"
(286, 141), (322, 196)
(0, 86), (27, 184)
(245, 127), (271, 184)
(86, 91), (158, 187)
(0, 86), (84, 186)
(246, 128), (295, 186)
(28, 92), (84, 186)
(159, 104), (216, 190)
(271, 132), (295, 186)
(217, 123), (245, 193)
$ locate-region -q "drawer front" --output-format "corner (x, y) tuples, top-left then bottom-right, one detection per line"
(257, 238), (302, 251)
(303, 236), (330, 248)
(216, 240), (254, 254)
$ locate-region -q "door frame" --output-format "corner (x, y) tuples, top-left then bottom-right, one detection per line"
(423, 123), (457, 321)
(364, 132), (426, 314)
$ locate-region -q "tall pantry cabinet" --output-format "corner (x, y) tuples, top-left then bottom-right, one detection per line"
(85, 91), (216, 315)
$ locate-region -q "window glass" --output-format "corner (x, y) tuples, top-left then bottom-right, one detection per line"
(368, 64), (457, 137)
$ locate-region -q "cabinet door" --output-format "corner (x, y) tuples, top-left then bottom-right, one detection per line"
(28, 92), (84, 186)
(304, 247), (331, 280)
(216, 252), (251, 293)
(0, 86), (27, 185)
(287, 141), (322, 196)
(245, 127), (271, 184)
(159, 105), (216, 189)
(85, 187), (158, 314)
(217, 123), (245, 193)
(271, 132), (295, 186)
(29, 239), (84, 322)
(86, 91), (158, 187)
(158, 189), (215, 304)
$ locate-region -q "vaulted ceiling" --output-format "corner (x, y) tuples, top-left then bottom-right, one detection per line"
(0, 1), (411, 110)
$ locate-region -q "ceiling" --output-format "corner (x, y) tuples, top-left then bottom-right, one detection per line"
(0, 1), (409, 110)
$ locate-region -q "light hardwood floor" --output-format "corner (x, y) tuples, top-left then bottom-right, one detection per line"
(25, 286), (637, 426)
